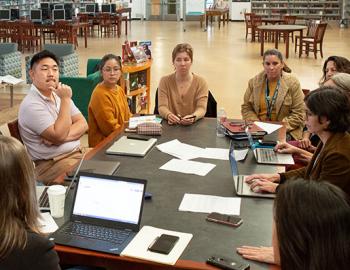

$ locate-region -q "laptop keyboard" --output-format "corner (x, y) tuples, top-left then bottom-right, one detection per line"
(39, 187), (49, 208)
(62, 222), (130, 244)
(260, 148), (278, 163)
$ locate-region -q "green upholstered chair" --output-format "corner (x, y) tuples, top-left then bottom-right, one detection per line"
(25, 43), (79, 83)
(60, 59), (102, 120)
(0, 43), (22, 78)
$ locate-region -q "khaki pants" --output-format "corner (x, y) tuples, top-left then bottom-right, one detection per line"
(34, 148), (90, 185)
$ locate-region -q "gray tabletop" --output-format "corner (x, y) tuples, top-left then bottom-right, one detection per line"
(62, 118), (279, 269)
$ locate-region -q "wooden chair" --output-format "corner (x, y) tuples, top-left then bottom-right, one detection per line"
(295, 20), (319, 53)
(77, 13), (94, 36)
(96, 13), (113, 37)
(244, 13), (255, 40)
(7, 119), (23, 144)
(298, 22), (327, 59)
(55, 21), (78, 49)
(18, 21), (42, 53)
(251, 15), (262, 42)
(280, 15), (297, 42)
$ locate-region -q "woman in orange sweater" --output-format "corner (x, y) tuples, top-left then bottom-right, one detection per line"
(88, 54), (131, 147)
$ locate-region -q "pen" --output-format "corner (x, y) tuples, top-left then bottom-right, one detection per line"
(183, 115), (196, 120)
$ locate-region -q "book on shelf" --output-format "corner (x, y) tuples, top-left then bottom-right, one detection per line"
(130, 46), (148, 64)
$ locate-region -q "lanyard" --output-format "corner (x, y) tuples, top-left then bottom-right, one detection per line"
(265, 79), (280, 120)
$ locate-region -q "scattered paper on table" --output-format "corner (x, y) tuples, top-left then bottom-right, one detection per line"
(254, 121), (282, 134)
(179, 193), (241, 215)
(157, 139), (203, 160)
(198, 148), (229, 160)
(121, 225), (193, 265)
(38, 212), (58, 234)
(160, 159), (216, 176)
(234, 149), (249, 161)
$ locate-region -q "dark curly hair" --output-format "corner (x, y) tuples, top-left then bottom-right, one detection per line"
(319, 56), (350, 85)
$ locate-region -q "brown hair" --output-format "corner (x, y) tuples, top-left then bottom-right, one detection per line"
(319, 56), (350, 85)
(172, 43), (193, 63)
(0, 136), (40, 259)
(263, 48), (292, 73)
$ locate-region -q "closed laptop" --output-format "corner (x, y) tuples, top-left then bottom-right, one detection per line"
(106, 136), (157, 157)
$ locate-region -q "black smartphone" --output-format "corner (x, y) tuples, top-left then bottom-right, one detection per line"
(148, 234), (179, 255)
(207, 256), (250, 270)
(206, 212), (243, 227)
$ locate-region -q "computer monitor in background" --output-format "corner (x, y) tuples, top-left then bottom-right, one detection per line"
(30, 9), (42, 22)
(111, 4), (116, 13)
(41, 3), (49, 9)
(41, 8), (50, 20)
(95, 3), (100, 13)
(10, 8), (19, 20)
(64, 3), (73, 10)
(0, 10), (10, 21)
(52, 9), (65, 21)
(85, 4), (95, 14)
(54, 4), (64, 10)
(101, 4), (111, 13)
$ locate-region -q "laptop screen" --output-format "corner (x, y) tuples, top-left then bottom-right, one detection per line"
(73, 175), (145, 225)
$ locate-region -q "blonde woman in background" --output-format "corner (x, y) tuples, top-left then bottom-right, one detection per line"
(0, 136), (60, 270)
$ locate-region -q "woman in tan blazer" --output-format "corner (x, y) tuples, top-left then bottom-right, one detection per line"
(241, 49), (305, 140)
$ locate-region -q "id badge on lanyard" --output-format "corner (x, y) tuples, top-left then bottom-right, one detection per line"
(265, 79), (280, 121)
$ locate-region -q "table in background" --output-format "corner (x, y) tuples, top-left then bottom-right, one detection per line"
(0, 82), (14, 107)
(55, 118), (283, 270)
(258, 24), (307, 58)
(205, 8), (229, 29)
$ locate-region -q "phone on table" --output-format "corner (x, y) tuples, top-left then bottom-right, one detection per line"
(207, 255), (250, 270)
(148, 234), (179, 255)
(258, 139), (277, 146)
(206, 212), (243, 227)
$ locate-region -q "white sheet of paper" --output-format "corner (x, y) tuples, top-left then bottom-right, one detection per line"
(0, 75), (24, 85)
(234, 149), (249, 161)
(254, 121), (282, 134)
(121, 225), (193, 265)
(179, 193), (241, 215)
(38, 213), (58, 234)
(156, 139), (204, 160)
(198, 148), (229, 160)
(160, 159), (216, 176)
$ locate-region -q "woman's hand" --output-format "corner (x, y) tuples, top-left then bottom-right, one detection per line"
(298, 138), (312, 149)
(237, 246), (276, 265)
(167, 113), (181, 125)
(249, 179), (279, 193)
(180, 115), (196, 126)
(275, 142), (299, 154)
(245, 173), (280, 184)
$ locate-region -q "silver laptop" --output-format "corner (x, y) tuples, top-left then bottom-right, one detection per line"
(49, 172), (147, 255)
(106, 136), (157, 157)
(246, 127), (294, 165)
(67, 160), (120, 177)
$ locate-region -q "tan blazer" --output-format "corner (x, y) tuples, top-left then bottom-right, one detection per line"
(280, 132), (350, 198)
(241, 71), (305, 140)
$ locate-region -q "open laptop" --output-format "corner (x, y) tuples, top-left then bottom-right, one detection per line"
(106, 136), (157, 157)
(246, 127), (294, 165)
(229, 141), (275, 199)
(49, 172), (147, 255)
(36, 153), (86, 211)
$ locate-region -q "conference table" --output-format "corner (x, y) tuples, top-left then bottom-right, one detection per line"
(257, 24), (307, 58)
(54, 118), (283, 270)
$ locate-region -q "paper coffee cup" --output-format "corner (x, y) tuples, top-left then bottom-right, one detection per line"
(47, 185), (66, 218)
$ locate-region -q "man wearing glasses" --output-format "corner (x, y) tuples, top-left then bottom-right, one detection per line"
(18, 50), (88, 184)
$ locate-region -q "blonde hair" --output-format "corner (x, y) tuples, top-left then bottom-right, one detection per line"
(0, 136), (40, 258)
(172, 43), (193, 62)
(330, 72), (350, 95)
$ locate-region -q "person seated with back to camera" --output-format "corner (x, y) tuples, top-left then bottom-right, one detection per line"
(88, 54), (132, 147)
(157, 43), (209, 126)
(241, 49), (305, 141)
(296, 56), (350, 153)
(237, 179), (350, 270)
(0, 136), (60, 270)
(245, 87), (350, 198)
(18, 50), (88, 185)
